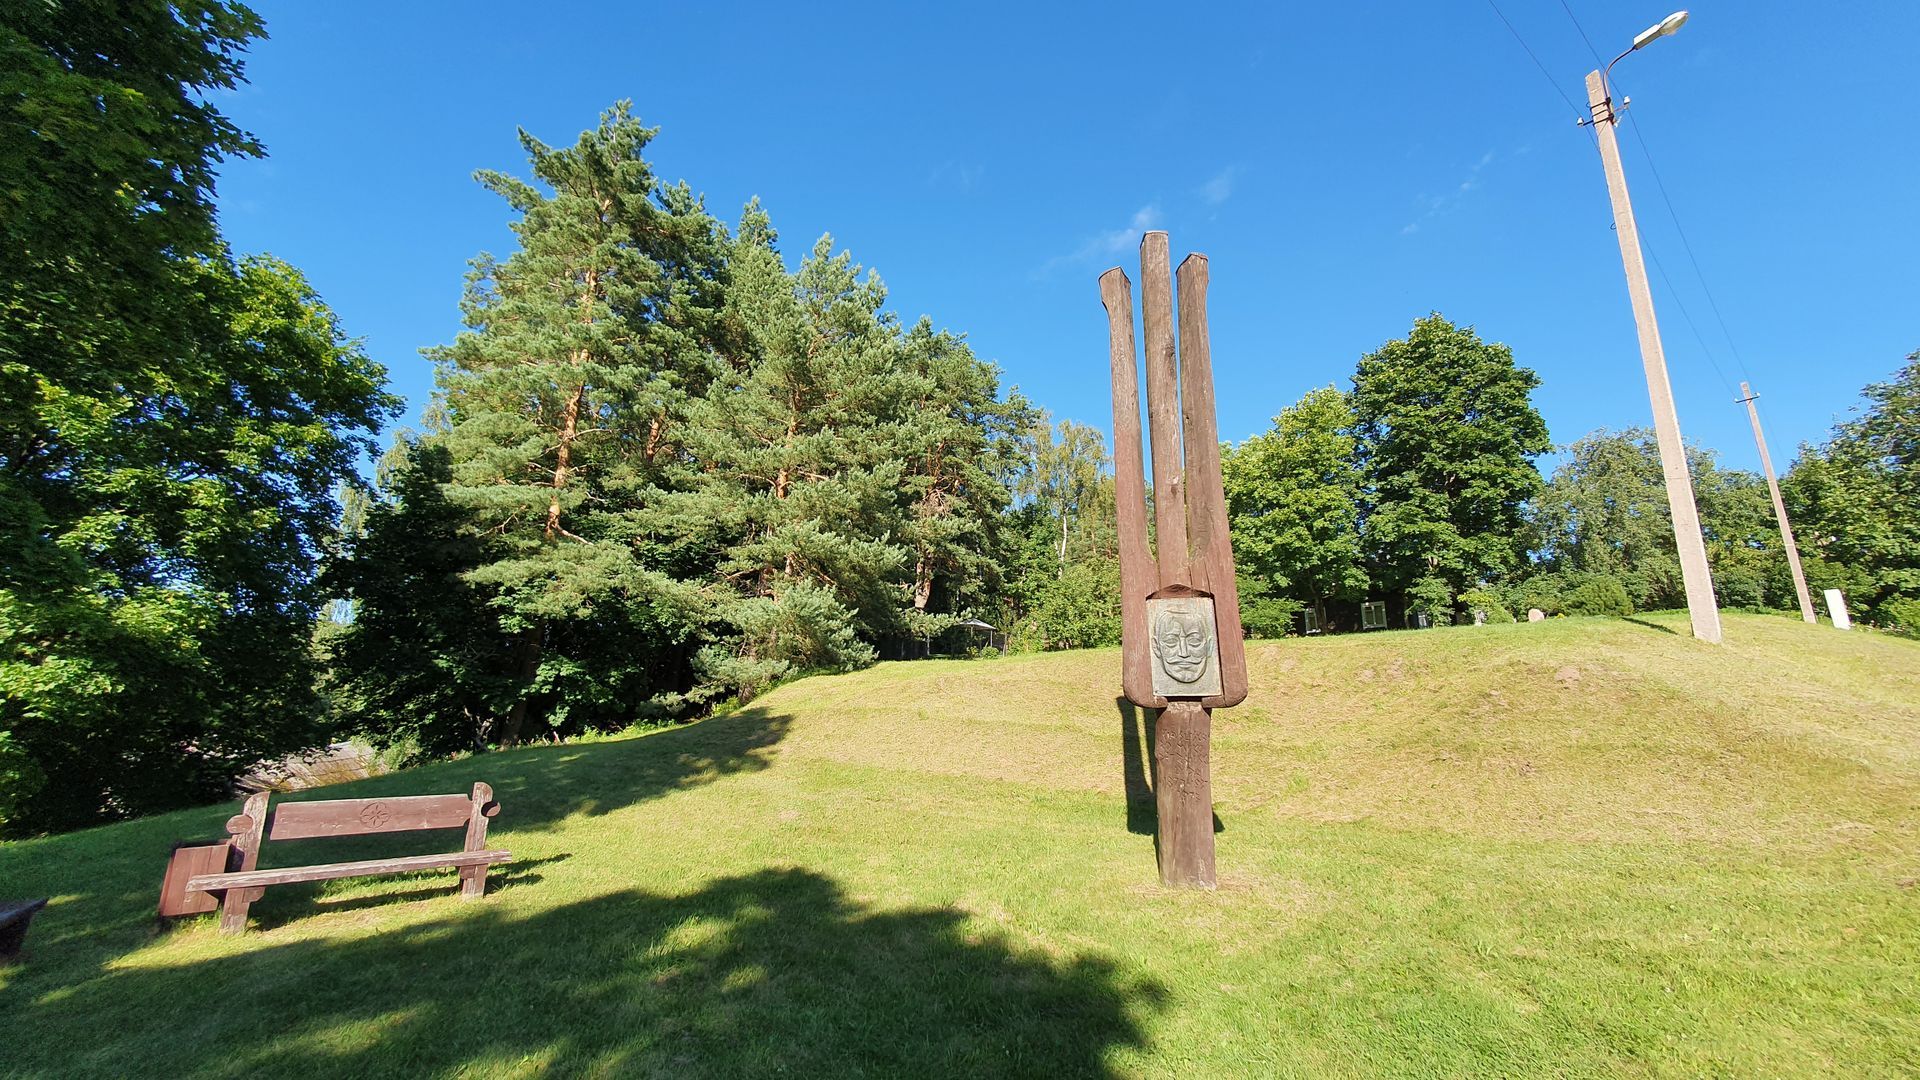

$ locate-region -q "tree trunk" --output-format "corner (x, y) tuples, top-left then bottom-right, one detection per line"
(913, 554), (934, 611)
(547, 383), (585, 540)
(499, 623), (543, 746)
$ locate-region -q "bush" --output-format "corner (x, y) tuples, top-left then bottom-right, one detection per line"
(1457, 587), (1514, 624)
(1880, 597), (1920, 639)
(1241, 594), (1305, 639)
(1504, 577), (1565, 618)
(1564, 576), (1634, 617)
(1026, 558), (1123, 650)
(1406, 576), (1454, 623)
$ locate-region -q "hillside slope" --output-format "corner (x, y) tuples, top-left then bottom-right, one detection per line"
(3, 612), (1917, 1077)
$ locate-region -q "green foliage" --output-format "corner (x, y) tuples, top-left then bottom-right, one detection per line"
(999, 413), (1119, 652)
(0, 1), (396, 834)
(1, 0), (264, 421)
(1238, 588), (1306, 639)
(328, 111), (1029, 744)
(1531, 428), (1804, 614)
(1563, 576), (1634, 617)
(321, 441), (508, 758)
(1456, 587), (1514, 624)
(1786, 351), (1920, 624)
(1531, 428), (1684, 610)
(1350, 315), (1551, 607)
(1, 252), (394, 834)
(1012, 557), (1122, 652)
(1405, 576), (1456, 624)
(676, 223), (1028, 685)
(1880, 598), (1920, 639)
(1223, 386), (1367, 631)
(416, 101), (728, 745)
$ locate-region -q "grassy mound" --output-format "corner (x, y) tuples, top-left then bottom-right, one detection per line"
(3, 612), (1916, 1077)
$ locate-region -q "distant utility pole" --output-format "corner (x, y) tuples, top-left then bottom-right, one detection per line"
(1737, 382), (1818, 623)
(1582, 12), (1721, 644)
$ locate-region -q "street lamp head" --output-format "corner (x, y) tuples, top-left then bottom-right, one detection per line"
(1632, 10), (1689, 50)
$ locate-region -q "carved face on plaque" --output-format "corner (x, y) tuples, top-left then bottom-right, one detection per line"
(1147, 596), (1222, 698)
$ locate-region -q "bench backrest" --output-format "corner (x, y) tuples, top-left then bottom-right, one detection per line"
(268, 793), (474, 840)
(224, 782), (498, 886)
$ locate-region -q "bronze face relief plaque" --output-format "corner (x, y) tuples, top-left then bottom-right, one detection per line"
(1146, 597), (1221, 698)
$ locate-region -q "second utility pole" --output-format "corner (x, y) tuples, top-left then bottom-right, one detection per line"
(1737, 382), (1818, 623)
(1585, 69), (1722, 644)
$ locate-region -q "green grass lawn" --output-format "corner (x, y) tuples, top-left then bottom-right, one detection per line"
(3, 612), (1918, 1077)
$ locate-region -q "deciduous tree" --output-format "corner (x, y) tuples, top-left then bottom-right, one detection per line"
(1350, 315), (1550, 607)
(1222, 386), (1368, 632)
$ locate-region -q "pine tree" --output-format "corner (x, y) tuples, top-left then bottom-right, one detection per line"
(430, 102), (726, 743)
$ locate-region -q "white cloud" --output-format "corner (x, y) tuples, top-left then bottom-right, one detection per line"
(1198, 167), (1237, 205)
(1403, 150), (1497, 235)
(1037, 204), (1163, 276)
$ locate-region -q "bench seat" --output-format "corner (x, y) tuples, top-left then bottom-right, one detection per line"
(187, 849), (511, 893)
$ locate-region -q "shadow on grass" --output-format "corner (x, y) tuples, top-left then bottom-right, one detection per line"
(0, 707), (793, 985)
(1621, 617), (1681, 636)
(1117, 698), (1156, 837)
(250, 854), (572, 929)
(1117, 699), (1224, 846)
(10, 868), (1165, 1078)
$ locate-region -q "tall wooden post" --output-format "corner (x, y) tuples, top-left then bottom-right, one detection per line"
(1101, 232), (1247, 889)
(1586, 70), (1722, 644)
(1737, 382), (1817, 624)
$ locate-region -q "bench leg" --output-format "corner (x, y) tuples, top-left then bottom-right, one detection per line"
(218, 887), (254, 933)
(459, 863), (486, 900)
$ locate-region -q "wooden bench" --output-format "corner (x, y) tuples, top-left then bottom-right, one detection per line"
(1, 898), (49, 962)
(186, 782), (510, 933)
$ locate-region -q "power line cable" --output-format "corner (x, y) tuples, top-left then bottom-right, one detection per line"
(1556, 0), (1756, 391)
(1482, 0), (1590, 133)
(1614, 103), (1757, 385)
(1638, 228), (1739, 398)
(1555, 0), (1608, 69)
(1483, 0), (1736, 398)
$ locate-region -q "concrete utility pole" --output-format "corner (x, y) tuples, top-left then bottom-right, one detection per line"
(1582, 14), (1721, 644)
(1737, 382), (1818, 623)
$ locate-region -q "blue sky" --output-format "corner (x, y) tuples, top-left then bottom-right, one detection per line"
(215, 1), (1918, 474)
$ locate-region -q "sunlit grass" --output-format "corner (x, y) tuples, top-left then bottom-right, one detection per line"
(3, 612), (1917, 1077)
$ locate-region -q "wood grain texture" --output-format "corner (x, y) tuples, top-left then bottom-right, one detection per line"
(1139, 231), (1190, 591)
(1153, 702), (1216, 888)
(1175, 254), (1248, 708)
(187, 850), (511, 892)
(156, 841), (230, 917)
(1101, 268), (1163, 709)
(459, 781), (496, 899)
(219, 791), (269, 932)
(203, 786), (506, 933)
(267, 793), (474, 840)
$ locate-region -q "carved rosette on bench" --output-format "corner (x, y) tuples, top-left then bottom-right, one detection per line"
(1101, 233), (1249, 889)
(179, 782), (511, 933)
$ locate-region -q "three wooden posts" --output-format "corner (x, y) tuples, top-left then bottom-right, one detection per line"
(1101, 232), (1248, 888)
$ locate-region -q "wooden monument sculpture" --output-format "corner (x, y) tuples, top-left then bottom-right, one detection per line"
(1100, 231), (1247, 888)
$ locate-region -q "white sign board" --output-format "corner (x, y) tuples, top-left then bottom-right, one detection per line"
(1823, 588), (1851, 631)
